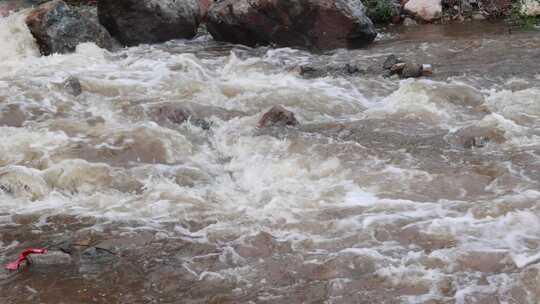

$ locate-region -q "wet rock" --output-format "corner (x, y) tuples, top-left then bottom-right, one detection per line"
(206, 0), (377, 50)
(401, 62), (423, 78)
(81, 246), (117, 264)
(383, 54), (401, 70)
(294, 63), (365, 78)
(295, 63), (366, 78)
(258, 105), (299, 128)
(404, 0), (442, 22)
(147, 102), (244, 130)
(25, 0), (114, 56)
(27, 251), (73, 266)
(63, 76), (82, 96)
(97, 0), (201, 47)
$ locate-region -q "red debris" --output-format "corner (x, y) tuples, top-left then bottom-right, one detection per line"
(5, 248), (48, 271)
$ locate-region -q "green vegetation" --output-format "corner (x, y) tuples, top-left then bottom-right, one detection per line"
(362, 0), (398, 24)
(508, 0), (540, 28)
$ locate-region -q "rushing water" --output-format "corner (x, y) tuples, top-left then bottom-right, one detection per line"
(1, 9), (540, 304)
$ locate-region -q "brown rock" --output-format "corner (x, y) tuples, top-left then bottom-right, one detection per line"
(206, 0), (377, 50)
(258, 105), (299, 128)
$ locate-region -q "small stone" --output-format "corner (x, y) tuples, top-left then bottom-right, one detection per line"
(63, 76), (82, 96)
(26, 0), (114, 55)
(299, 65), (318, 76)
(98, 0), (201, 47)
(401, 62), (423, 78)
(206, 0), (377, 49)
(258, 105), (299, 128)
(344, 63), (360, 74)
(27, 251), (73, 266)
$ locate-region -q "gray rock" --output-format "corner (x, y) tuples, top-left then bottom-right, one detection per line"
(390, 62), (406, 75)
(206, 0), (377, 50)
(27, 251), (73, 266)
(97, 0), (201, 46)
(63, 76), (82, 96)
(401, 62), (423, 78)
(383, 54), (401, 70)
(25, 0), (114, 56)
(147, 102), (245, 130)
(258, 105), (299, 128)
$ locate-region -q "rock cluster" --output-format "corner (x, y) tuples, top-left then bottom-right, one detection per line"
(23, 0), (379, 54)
(259, 106), (299, 128)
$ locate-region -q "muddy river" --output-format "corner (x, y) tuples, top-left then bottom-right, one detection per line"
(1, 9), (540, 304)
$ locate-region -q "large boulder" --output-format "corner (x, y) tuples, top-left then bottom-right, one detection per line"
(404, 0), (442, 22)
(97, 0), (201, 46)
(25, 0), (114, 55)
(522, 0), (540, 16)
(206, 0), (377, 50)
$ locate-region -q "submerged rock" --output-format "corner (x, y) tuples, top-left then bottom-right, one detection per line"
(25, 0), (114, 55)
(404, 0), (442, 22)
(206, 0), (377, 50)
(97, 0), (201, 46)
(147, 102), (245, 130)
(0, 104), (26, 127)
(258, 105), (299, 128)
(63, 76), (82, 96)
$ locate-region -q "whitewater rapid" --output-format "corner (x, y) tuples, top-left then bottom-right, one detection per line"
(1, 9), (540, 304)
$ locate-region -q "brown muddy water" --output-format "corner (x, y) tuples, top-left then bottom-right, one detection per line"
(1, 9), (540, 303)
